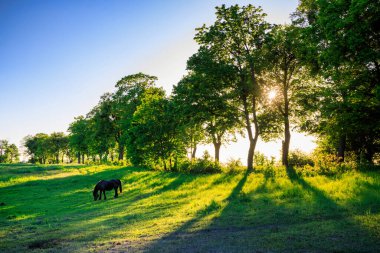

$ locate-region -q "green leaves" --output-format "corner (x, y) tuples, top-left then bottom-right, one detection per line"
(23, 2), (380, 166)
(294, 0), (380, 162)
(24, 133), (69, 164)
(0, 140), (19, 163)
(173, 47), (242, 161)
(127, 88), (185, 169)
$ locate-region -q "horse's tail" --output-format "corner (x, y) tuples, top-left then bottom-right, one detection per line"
(118, 179), (122, 193)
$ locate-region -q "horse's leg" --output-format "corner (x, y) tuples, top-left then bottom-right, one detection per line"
(99, 191), (102, 200)
(103, 190), (106, 200)
(114, 187), (118, 198)
(118, 180), (122, 193)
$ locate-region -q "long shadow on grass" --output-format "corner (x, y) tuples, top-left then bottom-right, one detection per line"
(142, 169), (252, 253)
(282, 166), (380, 251)
(0, 166), (203, 252)
(0, 166), (153, 224)
(0, 166), (140, 251)
(35, 172), (203, 252)
(286, 166), (380, 216)
(141, 168), (380, 253)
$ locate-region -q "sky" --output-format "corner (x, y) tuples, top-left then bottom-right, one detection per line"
(0, 0), (315, 163)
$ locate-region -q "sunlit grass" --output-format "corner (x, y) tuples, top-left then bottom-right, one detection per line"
(0, 164), (379, 252)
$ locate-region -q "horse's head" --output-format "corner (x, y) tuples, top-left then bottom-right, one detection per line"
(93, 190), (99, 201)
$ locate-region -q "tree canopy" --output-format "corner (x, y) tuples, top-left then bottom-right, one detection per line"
(20, 2), (380, 168)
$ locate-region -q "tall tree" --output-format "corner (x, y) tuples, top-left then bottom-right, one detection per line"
(261, 25), (306, 166)
(24, 133), (50, 164)
(294, 0), (380, 162)
(6, 144), (19, 163)
(114, 73), (158, 163)
(86, 93), (116, 162)
(0, 140), (8, 163)
(0, 141), (19, 163)
(128, 87), (185, 169)
(173, 47), (241, 162)
(68, 116), (90, 164)
(49, 132), (68, 164)
(195, 4), (270, 170)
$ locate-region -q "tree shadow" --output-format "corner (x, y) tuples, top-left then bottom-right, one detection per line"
(2, 165), (380, 252)
(0, 166), (204, 252)
(141, 167), (380, 253)
(142, 169), (253, 253)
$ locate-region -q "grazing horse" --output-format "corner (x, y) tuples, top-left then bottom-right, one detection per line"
(93, 179), (122, 201)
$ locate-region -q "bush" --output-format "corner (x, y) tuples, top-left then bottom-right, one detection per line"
(223, 158), (245, 174)
(254, 152), (276, 167)
(178, 151), (222, 174)
(253, 152), (266, 166)
(288, 149), (314, 167)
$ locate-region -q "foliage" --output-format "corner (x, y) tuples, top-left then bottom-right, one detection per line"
(294, 0), (380, 163)
(260, 24), (309, 166)
(0, 140), (19, 163)
(24, 133), (69, 164)
(253, 152), (275, 166)
(223, 158), (245, 174)
(178, 151), (223, 174)
(127, 88), (186, 170)
(20, 2), (380, 168)
(195, 4), (271, 170)
(173, 47), (241, 162)
(288, 149), (314, 167)
(68, 116), (90, 163)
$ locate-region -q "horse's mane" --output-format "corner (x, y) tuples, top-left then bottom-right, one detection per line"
(93, 180), (104, 192)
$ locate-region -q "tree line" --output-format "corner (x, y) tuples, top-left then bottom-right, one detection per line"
(22, 1), (379, 169)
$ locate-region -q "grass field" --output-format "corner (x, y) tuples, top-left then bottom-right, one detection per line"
(0, 164), (379, 252)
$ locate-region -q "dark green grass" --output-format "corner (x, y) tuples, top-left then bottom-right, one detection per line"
(0, 164), (379, 252)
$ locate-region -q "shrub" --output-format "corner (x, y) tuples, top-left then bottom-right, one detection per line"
(253, 152), (276, 166)
(223, 158), (245, 174)
(288, 149), (314, 167)
(178, 151), (222, 174)
(253, 152), (266, 166)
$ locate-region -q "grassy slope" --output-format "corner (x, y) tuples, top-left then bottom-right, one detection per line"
(0, 164), (379, 253)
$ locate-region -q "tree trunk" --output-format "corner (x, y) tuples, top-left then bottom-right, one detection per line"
(282, 129), (291, 167)
(282, 93), (291, 167)
(364, 137), (374, 164)
(213, 142), (221, 162)
(243, 97), (255, 171)
(337, 134), (346, 162)
(118, 144), (124, 161)
(251, 98), (260, 170)
(77, 152), (81, 164)
(248, 61), (260, 170)
(82, 154), (85, 164)
(191, 143), (197, 160)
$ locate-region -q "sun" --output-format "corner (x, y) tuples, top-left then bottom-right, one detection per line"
(268, 90), (277, 100)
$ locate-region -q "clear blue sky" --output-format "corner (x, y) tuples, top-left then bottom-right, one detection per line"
(1, 0), (306, 160)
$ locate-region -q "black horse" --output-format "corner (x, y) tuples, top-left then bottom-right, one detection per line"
(93, 179), (122, 201)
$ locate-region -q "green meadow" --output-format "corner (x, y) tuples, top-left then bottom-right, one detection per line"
(0, 164), (379, 252)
